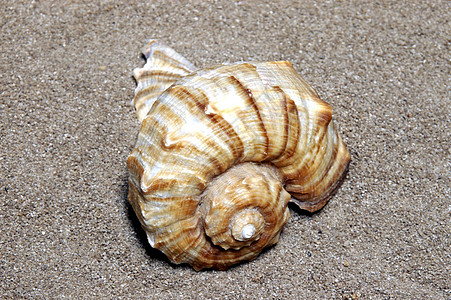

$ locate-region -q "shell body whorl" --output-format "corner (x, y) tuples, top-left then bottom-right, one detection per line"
(127, 40), (350, 270)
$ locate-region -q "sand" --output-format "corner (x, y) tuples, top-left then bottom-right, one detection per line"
(1, 1), (449, 298)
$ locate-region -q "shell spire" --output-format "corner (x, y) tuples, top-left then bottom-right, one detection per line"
(127, 40), (351, 270)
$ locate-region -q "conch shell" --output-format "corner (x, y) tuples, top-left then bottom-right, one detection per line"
(127, 40), (350, 270)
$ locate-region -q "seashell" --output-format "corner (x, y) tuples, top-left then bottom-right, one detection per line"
(127, 40), (350, 270)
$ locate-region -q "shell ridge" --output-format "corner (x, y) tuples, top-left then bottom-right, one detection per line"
(303, 123), (340, 190)
(186, 69), (267, 162)
(228, 75), (270, 160)
(271, 96), (302, 167)
(212, 65), (276, 161)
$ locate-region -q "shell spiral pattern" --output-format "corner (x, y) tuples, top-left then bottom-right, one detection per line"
(127, 40), (350, 270)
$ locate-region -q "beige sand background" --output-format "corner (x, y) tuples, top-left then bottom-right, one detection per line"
(1, 1), (449, 298)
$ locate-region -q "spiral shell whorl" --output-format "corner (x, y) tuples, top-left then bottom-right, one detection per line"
(127, 40), (351, 270)
(201, 163), (290, 251)
(231, 210), (264, 242)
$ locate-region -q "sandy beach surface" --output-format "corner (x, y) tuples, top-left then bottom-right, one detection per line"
(1, 1), (449, 298)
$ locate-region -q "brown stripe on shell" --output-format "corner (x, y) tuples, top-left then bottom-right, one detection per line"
(268, 86), (298, 165)
(134, 70), (183, 84)
(127, 155), (145, 186)
(165, 85), (244, 164)
(205, 112), (244, 160)
(202, 117), (244, 160)
(276, 99), (331, 181)
(284, 104), (334, 191)
(289, 150), (350, 212)
(217, 63), (292, 161)
(305, 124), (341, 191)
(276, 87), (290, 159)
(290, 121), (331, 185)
(227, 75), (270, 160)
